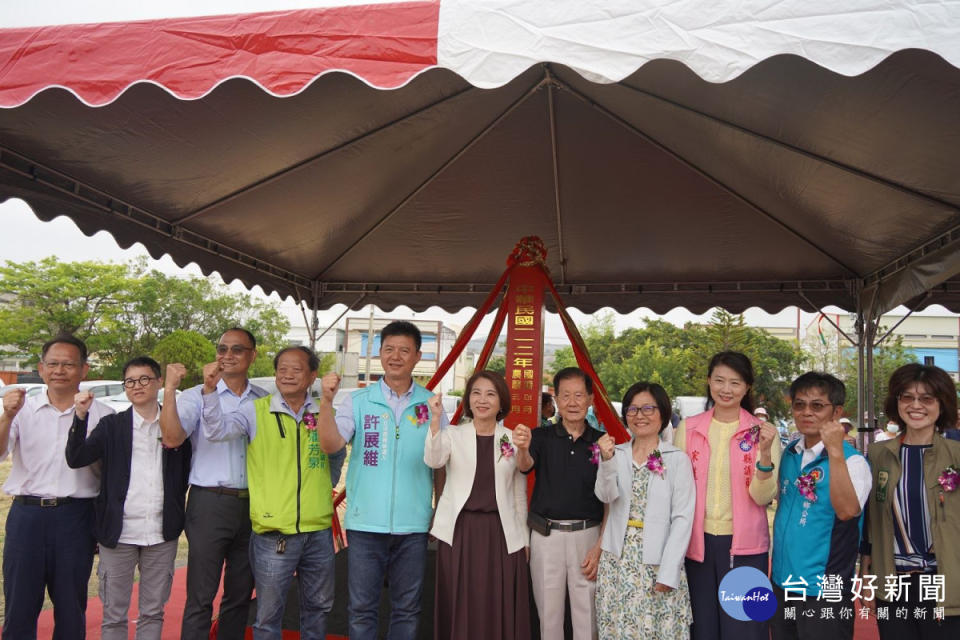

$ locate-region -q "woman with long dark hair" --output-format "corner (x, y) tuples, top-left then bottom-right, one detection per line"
(673, 351), (781, 640)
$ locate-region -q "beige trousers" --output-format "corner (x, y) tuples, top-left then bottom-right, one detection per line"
(529, 527), (599, 640)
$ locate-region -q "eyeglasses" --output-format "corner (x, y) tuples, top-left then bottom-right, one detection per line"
(123, 376), (157, 388)
(216, 344), (253, 356)
(625, 405), (658, 417)
(41, 360), (80, 370)
(898, 393), (938, 407)
(791, 400), (834, 412)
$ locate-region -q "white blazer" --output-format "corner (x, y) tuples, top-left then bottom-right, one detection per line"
(423, 421), (529, 553)
(595, 440), (695, 589)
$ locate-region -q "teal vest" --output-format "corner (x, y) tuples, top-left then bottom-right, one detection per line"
(248, 396), (333, 535)
(345, 382), (435, 533)
(772, 440), (863, 595)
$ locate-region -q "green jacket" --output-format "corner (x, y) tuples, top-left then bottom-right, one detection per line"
(864, 435), (960, 615)
(248, 395), (333, 535)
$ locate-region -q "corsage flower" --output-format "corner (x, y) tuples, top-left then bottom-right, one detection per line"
(302, 413), (317, 430)
(414, 403), (429, 426)
(739, 424), (761, 451)
(589, 443), (601, 465)
(646, 450), (665, 477)
(498, 434), (515, 461)
(795, 470), (819, 503)
(937, 465), (960, 493)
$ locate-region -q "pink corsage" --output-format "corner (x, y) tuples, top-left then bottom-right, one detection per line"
(302, 413), (317, 430)
(414, 403), (429, 426)
(739, 424), (760, 451)
(646, 450), (665, 477)
(589, 443), (601, 465)
(938, 465), (960, 493)
(498, 434), (515, 462)
(795, 469), (821, 503)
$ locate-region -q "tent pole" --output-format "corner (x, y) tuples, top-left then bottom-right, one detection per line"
(309, 281), (320, 351)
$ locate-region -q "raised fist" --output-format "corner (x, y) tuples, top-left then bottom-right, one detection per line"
(512, 423), (532, 450)
(2, 388), (26, 419)
(202, 361), (223, 394)
(165, 363), (187, 390)
(74, 390), (94, 420)
(320, 372), (340, 403)
(597, 433), (615, 461)
(427, 392), (443, 415)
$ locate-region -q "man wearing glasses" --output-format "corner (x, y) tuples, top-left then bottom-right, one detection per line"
(769, 372), (872, 640)
(66, 356), (191, 639)
(159, 328), (268, 640)
(0, 334), (115, 639)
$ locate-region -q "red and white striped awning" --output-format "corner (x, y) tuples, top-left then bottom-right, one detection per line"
(4, 0), (958, 105)
(2, 1), (960, 314)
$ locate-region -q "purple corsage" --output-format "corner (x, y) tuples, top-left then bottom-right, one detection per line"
(302, 413), (317, 430)
(795, 469), (821, 503)
(739, 424), (760, 451)
(938, 465), (960, 493)
(646, 450), (665, 477)
(414, 403), (429, 426)
(589, 443), (601, 465)
(498, 434), (515, 462)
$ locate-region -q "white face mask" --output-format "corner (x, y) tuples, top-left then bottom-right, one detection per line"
(886, 423), (900, 433)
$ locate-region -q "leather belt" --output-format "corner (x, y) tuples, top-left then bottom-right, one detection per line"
(545, 518), (601, 532)
(191, 484), (249, 498)
(14, 496), (86, 507)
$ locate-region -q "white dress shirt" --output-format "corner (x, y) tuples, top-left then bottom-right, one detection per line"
(118, 406), (165, 546)
(2, 392), (114, 498)
(791, 438), (873, 509)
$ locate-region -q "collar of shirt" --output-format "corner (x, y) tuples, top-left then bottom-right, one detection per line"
(132, 404), (161, 430)
(551, 419), (601, 443)
(379, 378), (414, 401)
(216, 377), (266, 400)
(269, 393), (318, 421)
(31, 391), (74, 416)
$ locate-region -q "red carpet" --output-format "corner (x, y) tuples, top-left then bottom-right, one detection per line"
(35, 566), (876, 639)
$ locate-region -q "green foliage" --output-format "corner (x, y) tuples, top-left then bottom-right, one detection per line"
(483, 354), (506, 376)
(840, 331), (917, 426)
(549, 310), (807, 420)
(151, 331), (217, 387)
(0, 258), (290, 377)
(446, 389), (464, 397)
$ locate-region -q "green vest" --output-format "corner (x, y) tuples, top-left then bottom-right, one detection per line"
(248, 395), (333, 535)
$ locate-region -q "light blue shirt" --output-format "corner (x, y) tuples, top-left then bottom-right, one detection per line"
(177, 379), (268, 489)
(335, 378), (449, 442)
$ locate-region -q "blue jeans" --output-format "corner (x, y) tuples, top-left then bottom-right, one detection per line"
(347, 530), (428, 640)
(249, 529), (335, 640)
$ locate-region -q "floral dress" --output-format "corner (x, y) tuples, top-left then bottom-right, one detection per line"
(595, 461), (693, 639)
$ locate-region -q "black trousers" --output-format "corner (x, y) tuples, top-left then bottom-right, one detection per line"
(180, 487), (255, 640)
(686, 533), (769, 640)
(770, 585), (855, 640)
(2, 499), (96, 640)
(875, 572), (960, 640)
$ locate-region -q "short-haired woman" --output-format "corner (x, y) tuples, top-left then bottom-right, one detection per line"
(595, 382), (696, 639)
(424, 370), (530, 639)
(862, 363), (960, 637)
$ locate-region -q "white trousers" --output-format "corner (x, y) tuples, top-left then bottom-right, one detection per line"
(529, 527), (599, 640)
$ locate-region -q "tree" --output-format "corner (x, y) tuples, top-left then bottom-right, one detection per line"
(549, 310), (806, 419)
(840, 331), (917, 427)
(151, 331), (217, 387)
(0, 258), (290, 377)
